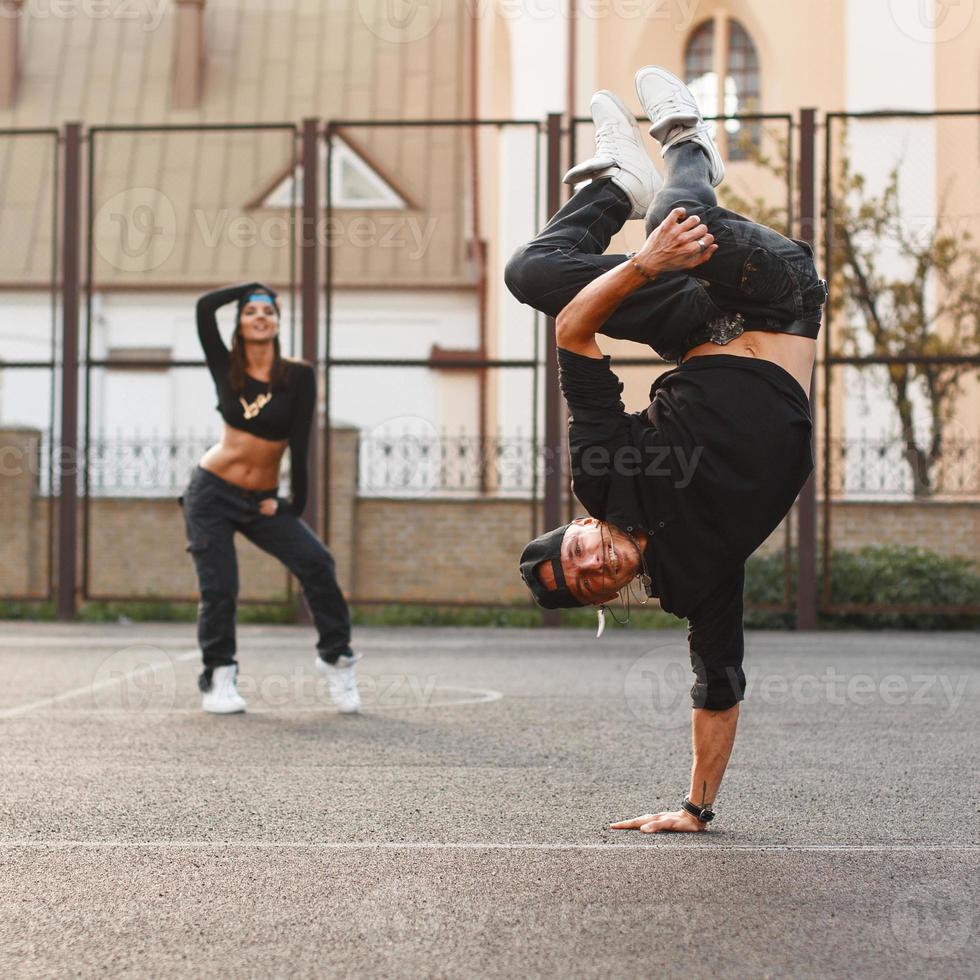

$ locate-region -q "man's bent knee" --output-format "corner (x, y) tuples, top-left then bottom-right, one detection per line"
(504, 245), (567, 309)
(690, 664), (746, 711)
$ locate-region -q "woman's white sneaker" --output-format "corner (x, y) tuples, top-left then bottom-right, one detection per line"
(201, 664), (247, 714)
(315, 653), (362, 714)
(634, 65), (725, 187)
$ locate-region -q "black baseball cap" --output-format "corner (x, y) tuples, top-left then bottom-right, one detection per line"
(519, 524), (585, 609)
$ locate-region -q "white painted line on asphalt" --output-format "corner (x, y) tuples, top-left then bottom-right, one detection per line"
(0, 650), (199, 719)
(0, 685), (503, 717)
(0, 635), (198, 649)
(0, 841), (977, 852)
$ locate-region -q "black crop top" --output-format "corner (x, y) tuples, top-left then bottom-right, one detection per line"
(196, 284), (315, 515)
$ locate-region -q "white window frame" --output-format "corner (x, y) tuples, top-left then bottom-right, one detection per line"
(262, 136), (406, 211)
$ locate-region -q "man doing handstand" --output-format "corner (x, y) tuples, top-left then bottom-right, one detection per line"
(505, 67), (827, 833)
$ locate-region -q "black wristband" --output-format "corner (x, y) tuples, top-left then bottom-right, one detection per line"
(682, 798), (715, 823)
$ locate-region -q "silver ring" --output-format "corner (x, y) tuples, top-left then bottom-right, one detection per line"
(697, 237), (707, 252)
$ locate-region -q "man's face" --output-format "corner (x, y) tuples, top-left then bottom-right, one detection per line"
(536, 518), (644, 605)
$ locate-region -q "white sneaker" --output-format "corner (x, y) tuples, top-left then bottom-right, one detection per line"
(201, 664), (247, 714)
(634, 66), (725, 187)
(563, 90), (662, 219)
(315, 653), (362, 714)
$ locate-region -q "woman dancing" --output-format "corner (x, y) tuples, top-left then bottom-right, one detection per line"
(180, 282), (360, 715)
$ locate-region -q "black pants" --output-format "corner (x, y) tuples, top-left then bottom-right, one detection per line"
(504, 143), (827, 362)
(179, 466), (353, 672)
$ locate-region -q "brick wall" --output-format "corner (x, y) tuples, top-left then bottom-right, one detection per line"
(0, 428), (41, 596)
(756, 501), (980, 563)
(86, 497), (290, 601)
(352, 497), (540, 604)
(0, 426), (977, 605)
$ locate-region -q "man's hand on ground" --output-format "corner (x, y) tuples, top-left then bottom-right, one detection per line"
(635, 208), (718, 276)
(610, 809), (708, 833)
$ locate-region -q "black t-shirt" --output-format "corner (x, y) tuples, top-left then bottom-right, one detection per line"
(196, 284), (315, 515)
(557, 346), (813, 618)
(557, 346), (813, 709)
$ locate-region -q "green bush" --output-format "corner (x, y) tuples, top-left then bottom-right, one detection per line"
(744, 552), (797, 629)
(745, 544), (980, 630)
(0, 599), (57, 621)
(2, 546), (976, 630)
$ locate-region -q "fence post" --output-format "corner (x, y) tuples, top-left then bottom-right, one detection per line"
(295, 118), (321, 626)
(301, 118), (320, 535)
(57, 122), (82, 621)
(542, 112), (564, 627)
(796, 108), (818, 630)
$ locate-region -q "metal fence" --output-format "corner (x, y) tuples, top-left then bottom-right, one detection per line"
(322, 116), (546, 537)
(829, 436), (980, 498)
(83, 431), (979, 499)
(822, 110), (980, 614)
(1, 109), (979, 619)
(0, 128), (59, 602)
(79, 122), (301, 605)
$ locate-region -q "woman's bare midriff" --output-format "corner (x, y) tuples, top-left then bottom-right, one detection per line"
(199, 425), (286, 491)
(682, 330), (816, 395)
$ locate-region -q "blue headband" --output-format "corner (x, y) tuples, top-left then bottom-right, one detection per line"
(246, 293), (275, 305)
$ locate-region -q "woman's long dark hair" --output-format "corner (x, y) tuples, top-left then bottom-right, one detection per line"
(228, 300), (290, 395)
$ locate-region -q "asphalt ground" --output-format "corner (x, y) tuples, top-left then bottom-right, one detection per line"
(0, 623), (977, 979)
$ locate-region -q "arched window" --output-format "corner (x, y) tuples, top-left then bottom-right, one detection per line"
(683, 21), (717, 117)
(725, 20), (761, 160)
(683, 18), (761, 162)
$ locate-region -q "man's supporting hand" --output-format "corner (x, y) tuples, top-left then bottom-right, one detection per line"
(610, 703), (740, 836)
(610, 809), (708, 834)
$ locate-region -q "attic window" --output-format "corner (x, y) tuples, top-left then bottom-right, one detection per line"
(262, 137), (406, 210)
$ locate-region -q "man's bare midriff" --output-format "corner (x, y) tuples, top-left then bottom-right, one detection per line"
(682, 330), (816, 395)
(199, 426), (286, 491)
